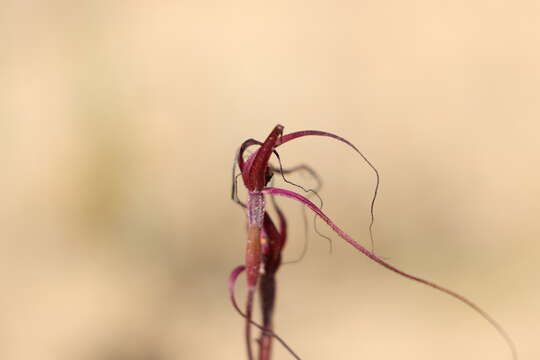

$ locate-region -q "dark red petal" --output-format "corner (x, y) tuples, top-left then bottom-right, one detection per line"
(262, 213), (284, 274)
(237, 139), (262, 172)
(246, 125), (284, 191)
(241, 151), (258, 187)
(273, 196), (287, 245)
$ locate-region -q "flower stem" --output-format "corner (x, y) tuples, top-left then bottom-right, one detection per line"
(245, 288), (256, 360)
(258, 274), (276, 360)
(245, 220), (262, 360)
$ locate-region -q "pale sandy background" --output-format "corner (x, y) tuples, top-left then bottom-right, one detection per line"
(1, 1), (539, 359)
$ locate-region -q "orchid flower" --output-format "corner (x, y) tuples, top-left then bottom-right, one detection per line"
(229, 124), (517, 360)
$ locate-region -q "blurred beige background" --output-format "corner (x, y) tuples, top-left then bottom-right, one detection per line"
(1, 1), (539, 359)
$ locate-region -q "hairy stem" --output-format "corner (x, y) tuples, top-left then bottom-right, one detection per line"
(245, 191), (265, 360)
(245, 224), (261, 360)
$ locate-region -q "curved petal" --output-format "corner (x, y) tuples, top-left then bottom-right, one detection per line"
(274, 197), (287, 247)
(276, 129), (379, 252)
(237, 139), (262, 171)
(246, 125), (283, 190)
(262, 186), (517, 360)
(229, 265), (247, 315)
(262, 212), (284, 274)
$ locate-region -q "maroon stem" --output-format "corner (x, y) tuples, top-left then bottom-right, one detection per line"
(258, 274), (276, 360)
(245, 288), (256, 360)
(259, 330), (273, 360)
(245, 224), (261, 360)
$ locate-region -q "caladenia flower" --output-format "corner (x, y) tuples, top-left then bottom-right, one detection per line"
(229, 125), (517, 360)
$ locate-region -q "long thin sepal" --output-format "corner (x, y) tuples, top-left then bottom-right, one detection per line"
(262, 187), (517, 360)
(276, 130), (380, 253)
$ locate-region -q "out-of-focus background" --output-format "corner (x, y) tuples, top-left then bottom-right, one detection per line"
(1, 1), (539, 359)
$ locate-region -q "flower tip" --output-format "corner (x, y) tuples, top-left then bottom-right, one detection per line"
(270, 124), (284, 138)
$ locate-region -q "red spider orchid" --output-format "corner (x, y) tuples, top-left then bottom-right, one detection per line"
(229, 124), (517, 360)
